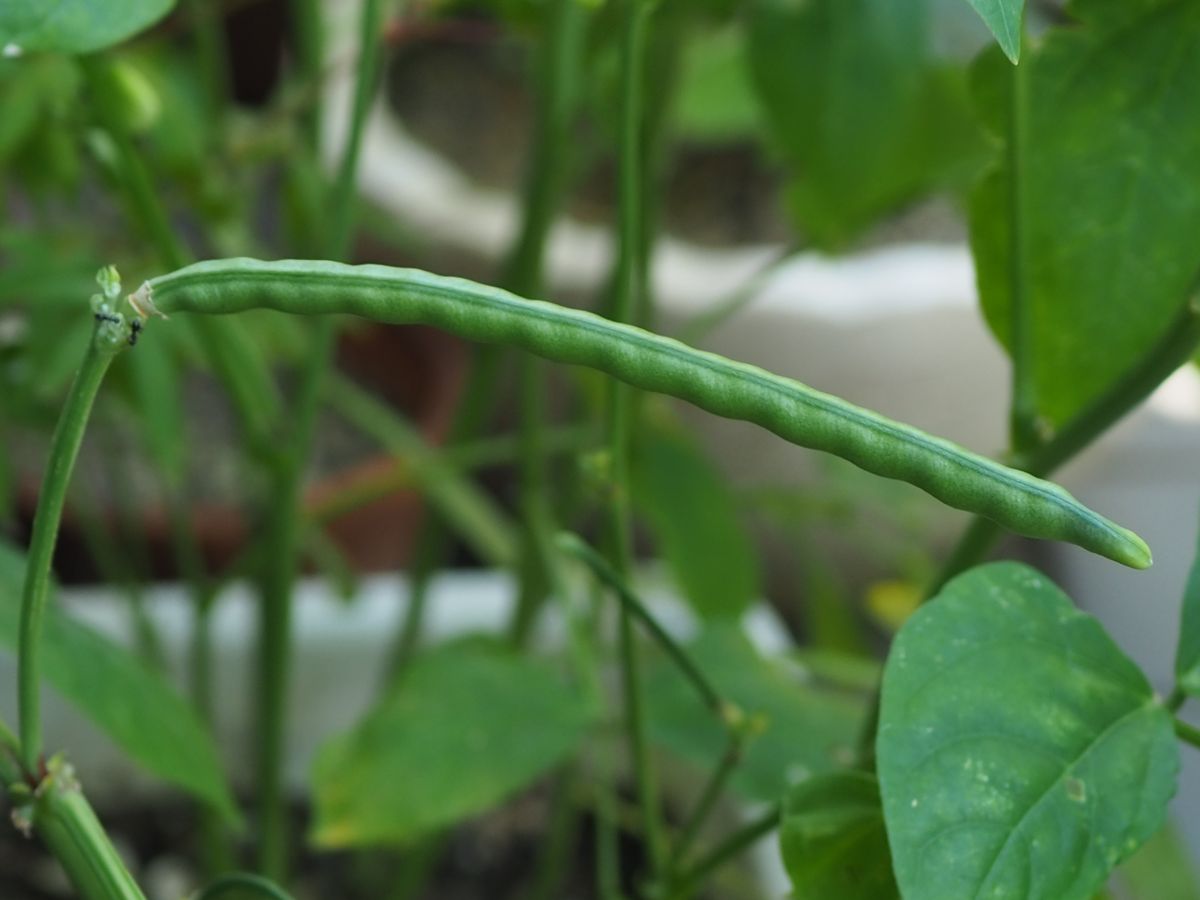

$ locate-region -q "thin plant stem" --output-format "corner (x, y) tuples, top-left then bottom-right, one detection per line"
(678, 242), (806, 345)
(186, 0), (230, 121)
(606, 0), (665, 878)
(291, 0), (324, 148)
(503, 0), (589, 645)
(324, 374), (518, 567)
(1007, 39), (1037, 453)
(1175, 717), (1200, 751)
(18, 334), (116, 770)
(256, 0), (386, 877)
(663, 805), (781, 900)
(306, 424), (597, 523)
(386, 835), (445, 900)
(528, 765), (582, 900)
(192, 873), (295, 900)
(669, 735), (743, 872)
(557, 534), (722, 712)
(1166, 686), (1188, 713)
(593, 740), (622, 900)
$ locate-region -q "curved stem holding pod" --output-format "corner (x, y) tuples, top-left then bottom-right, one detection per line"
(18, 271), (139, 771)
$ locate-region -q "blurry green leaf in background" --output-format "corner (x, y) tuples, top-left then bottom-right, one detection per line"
(311, 641), (593, 846)
(747, 0), (985, 249)
(0, 0), (175, 54)
(632, 427), (760, 620)
(969, 0), (1200, 428)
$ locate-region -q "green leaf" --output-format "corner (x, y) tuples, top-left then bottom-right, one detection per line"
(963, 0), (1024, 62)
(1174, 510), (1200, 697)
(311, 642), (592, 846)
(646, 624), (864, 803)
(878, 562), (1178, 900)
(632, 428), (759, 619)
(0, 0), (175, 54)
(779, 772), (899, 900)
(747, 0), (984, 248)
(0, 542), (238, 822)
(969, 0), (1200, 428)
(673, 25), (760, 141)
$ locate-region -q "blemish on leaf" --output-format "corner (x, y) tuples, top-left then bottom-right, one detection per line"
(1065, 777), (1087, 803)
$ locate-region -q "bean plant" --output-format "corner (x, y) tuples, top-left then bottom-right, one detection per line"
(2, 0), (1200, 898)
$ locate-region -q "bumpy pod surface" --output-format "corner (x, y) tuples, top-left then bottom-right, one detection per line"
(148, 258), (1151, 569)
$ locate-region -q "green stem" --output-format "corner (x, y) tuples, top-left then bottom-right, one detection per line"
(325, 374), (518, 567)
(307, 424), (598, 523)
(669, 734), (743, 872)
(193, 873), (295, 900)
(606, 0), (664, 878)
(19, 333), (118, 770)
(678, 242), (806, 345)
(1175, 717), (1200, 751)
(186, 0), (230, 121)
(557, 533), (722, 712)
(1166, 686), (1187, 713)
(30, 764), (147, 900)
(504, 0), (589, 644)
(1007, 37), (1037, 453)
(256, 0), (385, 877)
(527, 766), (581, 900)
(291, 0), (324, 148)
(663, 805), (780, 900)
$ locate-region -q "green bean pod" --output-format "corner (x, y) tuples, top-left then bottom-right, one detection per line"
(146, 258), (1151, 569)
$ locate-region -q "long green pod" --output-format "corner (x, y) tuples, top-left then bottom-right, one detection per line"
(144, 258), (1151, 569)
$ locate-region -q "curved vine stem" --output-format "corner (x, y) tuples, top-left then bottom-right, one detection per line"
(256, 0), (386, 878)
(192, 873), (295, 900)
(18, 331), (119, 770)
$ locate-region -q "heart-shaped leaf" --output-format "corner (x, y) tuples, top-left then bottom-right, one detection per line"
(878, 562), (1177, 900)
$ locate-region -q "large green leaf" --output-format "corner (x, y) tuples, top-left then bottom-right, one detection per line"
(1174, 511), (1200, 697)
(963, 0), (1024, 62)
(747, 0), (984, 248)
(311, 641), (592, 846)
(646, 624), (864, 803)
(631, 429), (759, 620)
(969, 0), (1200, 428)
(0, 0), (174, 54)
(779, 772), (899, 900)
(0, 542), (237, 822)
(878, 562), (1178, 900)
